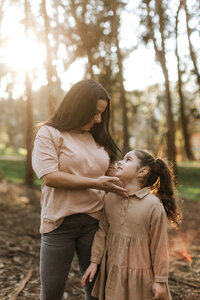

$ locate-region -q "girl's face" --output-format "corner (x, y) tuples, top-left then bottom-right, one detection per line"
(80, 99), (107, 132)
(116, 151), (140, 181)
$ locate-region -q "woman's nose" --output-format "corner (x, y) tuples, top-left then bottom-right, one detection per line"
(118, 160), (123, 167)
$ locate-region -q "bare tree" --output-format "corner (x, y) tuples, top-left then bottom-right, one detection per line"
(68, 0), (95, 78)
(24, 0), (34, 185)
(112, 0), (129, 153)
(140, 0), (176, 167)
(183, 0), (200, 91)
(41, 0), (57, 115)
(175, 1), (195, 160)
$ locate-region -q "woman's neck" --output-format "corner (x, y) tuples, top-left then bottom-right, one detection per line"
(70, 128), (87, 134)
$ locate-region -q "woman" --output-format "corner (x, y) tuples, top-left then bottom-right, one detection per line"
(32, 79), (127, 300)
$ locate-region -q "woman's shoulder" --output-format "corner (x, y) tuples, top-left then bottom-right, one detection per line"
(36, 125), (67, 143)
(34, 126), (65, 149)
(36, 124), (59, 136)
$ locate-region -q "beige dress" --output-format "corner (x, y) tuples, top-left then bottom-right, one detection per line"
(90, 188), (172, 300)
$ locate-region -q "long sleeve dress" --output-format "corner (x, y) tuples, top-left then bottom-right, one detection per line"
(90, 187), (172, 300)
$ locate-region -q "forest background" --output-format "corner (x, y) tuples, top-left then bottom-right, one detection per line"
(0, 0), (200, 185)
(0, 1), (200, 299)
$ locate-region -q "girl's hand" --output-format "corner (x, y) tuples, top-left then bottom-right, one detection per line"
(81, 263), (98, 287)
(96, 176), (128, 196)
(152, 282), (166, 299)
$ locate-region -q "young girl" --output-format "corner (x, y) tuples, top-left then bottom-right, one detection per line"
(82, 149), (181, 300)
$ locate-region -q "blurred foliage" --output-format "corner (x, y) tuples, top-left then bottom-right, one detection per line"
(0, 159), (199, 200)
(0, 0), (200, 166)
(177, 164), (200, 201)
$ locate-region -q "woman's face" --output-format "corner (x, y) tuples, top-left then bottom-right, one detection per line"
(80, 99), (107, 132)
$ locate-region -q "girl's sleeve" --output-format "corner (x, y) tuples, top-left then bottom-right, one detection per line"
(32, 126), (59, 179)
(90, 205), (109, 264)
(149, 205), (169, 283)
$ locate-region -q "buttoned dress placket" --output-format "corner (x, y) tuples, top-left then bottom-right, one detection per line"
(120, 197), (129, 225)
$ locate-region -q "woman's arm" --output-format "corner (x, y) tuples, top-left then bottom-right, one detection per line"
(33, 127), (127, 194)
(43, 171), (127, 194)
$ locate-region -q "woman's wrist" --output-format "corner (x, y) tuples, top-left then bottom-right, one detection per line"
(90, 177), (101, 189)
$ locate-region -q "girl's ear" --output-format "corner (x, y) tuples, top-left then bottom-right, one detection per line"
(137, 167), (149, 178)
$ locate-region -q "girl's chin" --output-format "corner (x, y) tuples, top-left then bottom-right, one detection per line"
(115, 171), (122, 177)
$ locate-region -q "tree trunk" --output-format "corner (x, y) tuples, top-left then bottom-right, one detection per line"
(183, 0), (200, 90)
(175, 2), (195, 160)
(147, 1), (176, 169)
(42, 0), (56, 115)
(163, 66), (177, 166)
(25, 0), (34, 185)
(25, 73), (34, 185)
(70, 0), (94, 78)
(112, 0), (129, 153)
(86, 49), (94, 78)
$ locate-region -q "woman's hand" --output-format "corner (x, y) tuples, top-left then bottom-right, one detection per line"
(81, 263), (98, 287)
(96, 176), (128, 197)
(152, 282), (166, 299)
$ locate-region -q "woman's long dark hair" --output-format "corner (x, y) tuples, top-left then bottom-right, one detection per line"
(43, 79), (121, 161)
(134, 150), (182, 228)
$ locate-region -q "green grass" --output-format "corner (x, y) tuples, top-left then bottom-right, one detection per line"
(177, 165), (200, 201)
(0, 160), (41, 186)
(0, 159), (199, 200)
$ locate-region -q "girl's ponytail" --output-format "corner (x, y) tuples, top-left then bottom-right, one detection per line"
(155, 158), (181, 228)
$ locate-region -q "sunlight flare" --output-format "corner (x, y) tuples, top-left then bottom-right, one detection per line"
(3, 34), (46, 72)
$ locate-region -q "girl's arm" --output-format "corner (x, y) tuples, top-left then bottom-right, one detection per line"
(90, 205), (109, 264)
(152, 282), (166, 300)
(82, 205), (109, 286)
(81, 263), (98, 287)
(150, 206), (169, 298)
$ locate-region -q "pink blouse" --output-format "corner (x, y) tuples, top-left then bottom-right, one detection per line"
(32, 125), (115, 234)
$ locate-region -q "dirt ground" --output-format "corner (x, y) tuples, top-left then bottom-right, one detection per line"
(0, 180), (199, 300)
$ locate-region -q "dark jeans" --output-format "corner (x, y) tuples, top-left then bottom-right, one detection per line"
(40, 213), (99, 300)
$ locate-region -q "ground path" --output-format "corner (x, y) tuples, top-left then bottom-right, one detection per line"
(0, 181), (199, 299)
